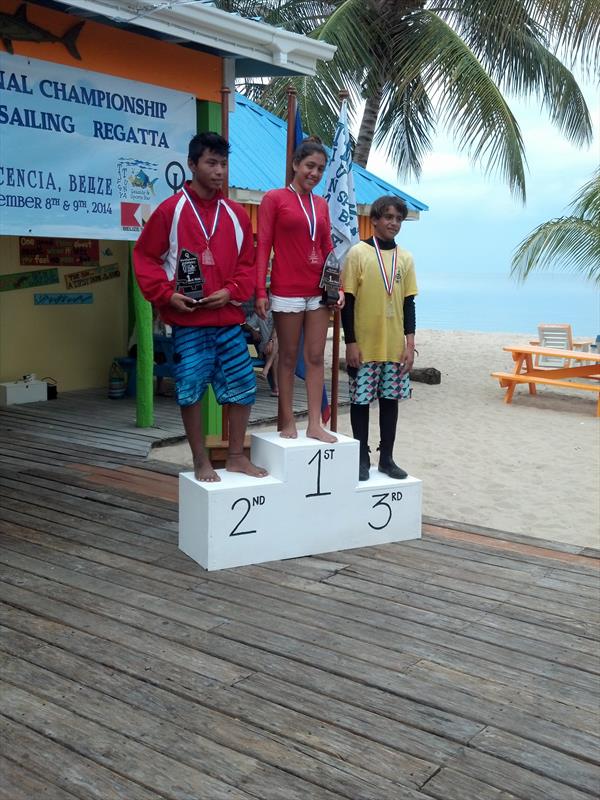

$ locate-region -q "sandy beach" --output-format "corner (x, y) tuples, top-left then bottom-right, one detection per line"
(151, 329), (600, 549)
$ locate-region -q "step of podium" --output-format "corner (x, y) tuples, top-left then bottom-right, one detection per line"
(179, 431), (422, 571)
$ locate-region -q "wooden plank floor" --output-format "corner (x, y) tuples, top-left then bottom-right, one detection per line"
(0, 376), (350, 463)
(1, 400), (599, 799)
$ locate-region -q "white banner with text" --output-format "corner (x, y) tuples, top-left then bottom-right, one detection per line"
(0, 53), (196, 239)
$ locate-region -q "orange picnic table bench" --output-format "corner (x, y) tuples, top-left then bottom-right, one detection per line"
(492, 344), (600, 416)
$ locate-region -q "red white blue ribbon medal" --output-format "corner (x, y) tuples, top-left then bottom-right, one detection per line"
(182, 186), (222, 266)
(288, 184), (320, 263)
(373, 237), (398, 318)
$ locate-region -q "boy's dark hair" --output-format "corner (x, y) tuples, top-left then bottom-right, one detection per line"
(292, 136), (327, 164)
(188, 132), (230, 163)
(370, 195), (408, 222)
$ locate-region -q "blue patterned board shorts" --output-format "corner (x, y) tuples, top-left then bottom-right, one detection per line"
(172, 324), (256, 407)
(349, 361), (411, 405)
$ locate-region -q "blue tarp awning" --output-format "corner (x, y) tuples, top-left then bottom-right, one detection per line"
(229, 94), (428, 213)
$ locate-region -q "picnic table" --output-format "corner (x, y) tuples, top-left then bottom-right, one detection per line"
(491, 344), (600, 416)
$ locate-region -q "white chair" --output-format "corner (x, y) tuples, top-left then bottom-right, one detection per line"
(531, 323), (592, 368)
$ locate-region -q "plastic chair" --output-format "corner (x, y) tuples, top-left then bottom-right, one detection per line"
(153, 334), (176, 393)
(532, 323), (592, 368)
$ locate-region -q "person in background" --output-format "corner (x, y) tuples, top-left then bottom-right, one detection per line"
(255, 137), (344, 442)
(133, 132), (267, 483)
(243, 298), (279, 396)
(341, 195), (418, 481)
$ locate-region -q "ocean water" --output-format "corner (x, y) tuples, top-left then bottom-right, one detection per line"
(416, 271), (599, 337)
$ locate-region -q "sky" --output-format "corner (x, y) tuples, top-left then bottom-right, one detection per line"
(361, 77), (599, 334)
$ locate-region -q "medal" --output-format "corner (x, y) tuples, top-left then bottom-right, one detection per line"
(373, 238), (398, 317)
(182, 186), (222, 266)
(201, 248), (215, 266)
(288, 183), (318, 260)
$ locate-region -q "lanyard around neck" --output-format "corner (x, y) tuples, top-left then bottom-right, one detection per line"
(288, 184), (317, 242)
(182, 186), (222, 244)
(373, 237), (398, 296)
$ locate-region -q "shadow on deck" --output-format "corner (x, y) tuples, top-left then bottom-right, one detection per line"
(0, 392), (598, 799)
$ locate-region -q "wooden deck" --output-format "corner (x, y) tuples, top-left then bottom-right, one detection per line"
(0, 376), (350, 463)
(1, 395), (599, 799)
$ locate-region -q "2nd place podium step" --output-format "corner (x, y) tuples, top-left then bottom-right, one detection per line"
(179, 431), (422, 570)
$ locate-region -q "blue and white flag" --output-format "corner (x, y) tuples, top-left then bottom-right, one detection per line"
(323, 100), (359, 262)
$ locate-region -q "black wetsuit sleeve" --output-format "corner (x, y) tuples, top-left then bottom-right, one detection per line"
(341, 292), (356, 344)
(404, 295), (416, 335)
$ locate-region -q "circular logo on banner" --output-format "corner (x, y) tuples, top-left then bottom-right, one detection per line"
(165, 161), (186, 194)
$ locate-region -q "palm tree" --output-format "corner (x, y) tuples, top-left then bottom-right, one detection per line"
(511, 170), (600, 284)
(214, 0), (598, 200)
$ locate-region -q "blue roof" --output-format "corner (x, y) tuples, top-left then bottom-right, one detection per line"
(229, 94), (428, 213)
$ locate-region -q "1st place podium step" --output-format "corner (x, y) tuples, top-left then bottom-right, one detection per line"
(179, 431), (422, 570)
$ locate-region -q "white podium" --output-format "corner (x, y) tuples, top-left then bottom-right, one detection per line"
(179, 431), (421, 571)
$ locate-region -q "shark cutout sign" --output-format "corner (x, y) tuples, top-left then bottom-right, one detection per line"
(0, 4), (84, 59)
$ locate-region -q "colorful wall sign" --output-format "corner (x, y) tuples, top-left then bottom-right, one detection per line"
(0, 53), (196, 240)
(0, 268), (59, 292)
(64, 263), (120, 289)
(34, 293), (93, 305)
(19, 236), (100, 267)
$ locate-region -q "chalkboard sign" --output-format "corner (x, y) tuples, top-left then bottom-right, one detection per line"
(20, 237), (100, 268)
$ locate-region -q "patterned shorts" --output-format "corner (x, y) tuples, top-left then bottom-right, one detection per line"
(172, 324), (256, 407)
(348, 361), (411, 405)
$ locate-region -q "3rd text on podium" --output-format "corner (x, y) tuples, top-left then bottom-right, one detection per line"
(179, 432), (422, 571)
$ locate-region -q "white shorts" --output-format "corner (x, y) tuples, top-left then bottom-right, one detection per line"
(270, 294), (322, 313)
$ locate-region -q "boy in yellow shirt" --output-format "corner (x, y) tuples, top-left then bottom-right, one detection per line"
(341, 196), (418, 481)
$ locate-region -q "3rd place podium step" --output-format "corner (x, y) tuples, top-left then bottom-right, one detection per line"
(179, 431), (422, 570)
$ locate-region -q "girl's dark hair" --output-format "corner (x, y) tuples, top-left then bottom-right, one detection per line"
(292, 136), (327, 164)
(370, 195), (408, 222)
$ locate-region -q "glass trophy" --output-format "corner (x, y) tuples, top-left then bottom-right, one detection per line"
(176, 249), (205, 300)
(319, 250), (341, 306)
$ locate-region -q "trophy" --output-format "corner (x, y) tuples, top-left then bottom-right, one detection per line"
(319, 250), (341, 306)
(176, 248), (205, 301)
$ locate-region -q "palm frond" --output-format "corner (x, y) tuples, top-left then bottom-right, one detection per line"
(571, 169), (600, 221)
(436, 0), (593, 146)
(210, 0), (334, 34)
(373, 76), (435, 180)
(388, 11), (528, 198)
(532, 0), (600, 76)
(511, 217), (600, 283)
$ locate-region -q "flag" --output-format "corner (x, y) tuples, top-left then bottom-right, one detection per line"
(323, 100), (359, 262)
(294, 106), (303, 150)
(290, 103), (330, 423)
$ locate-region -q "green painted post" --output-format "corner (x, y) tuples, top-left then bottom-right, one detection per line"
(130, 246), (154, 428)
(197, 99), (224, 439)
(197, 100), (222, 134)
(202, 386), (222, 437)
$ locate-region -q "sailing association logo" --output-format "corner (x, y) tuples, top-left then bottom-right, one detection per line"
(116, 158), (159, 201)
(120, 203), (152, 231)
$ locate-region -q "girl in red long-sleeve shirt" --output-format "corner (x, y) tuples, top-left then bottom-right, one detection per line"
(256, 139), (344, 441)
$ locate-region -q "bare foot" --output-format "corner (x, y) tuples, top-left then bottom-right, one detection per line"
(226, 453), (268, 478)
(279, 421), (297, 439)
(306, 425), (337, 444)
(194, 458), (220, 482)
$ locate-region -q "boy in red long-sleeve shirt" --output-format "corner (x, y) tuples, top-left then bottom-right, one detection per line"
(134, 132), (267, 482)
